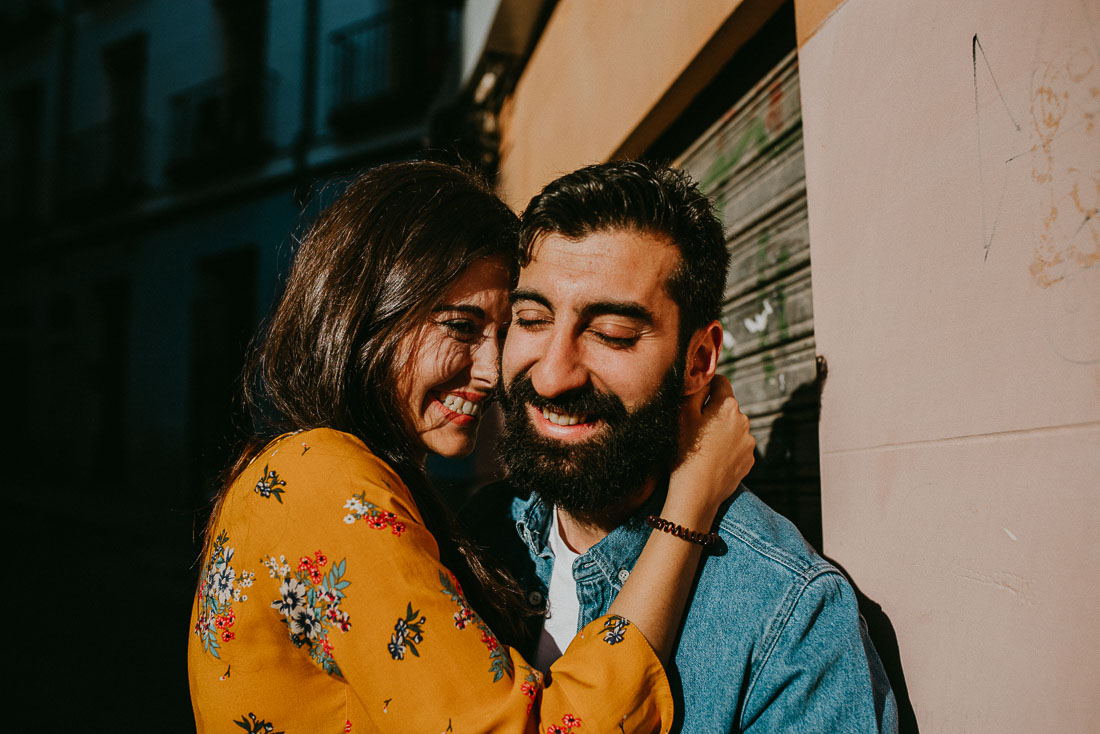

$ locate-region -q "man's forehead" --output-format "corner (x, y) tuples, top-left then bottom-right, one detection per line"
(522, 228), (680, 280)
(515, 229), (681, 318)
(527, 227), (675, 260)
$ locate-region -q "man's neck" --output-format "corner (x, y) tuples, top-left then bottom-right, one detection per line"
(555, 476), (658, 554)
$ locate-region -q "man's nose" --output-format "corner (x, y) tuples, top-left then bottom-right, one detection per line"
(529, 330), (588, 398)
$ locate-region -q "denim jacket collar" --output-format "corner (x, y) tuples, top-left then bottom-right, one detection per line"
(515, 490), (665, 594)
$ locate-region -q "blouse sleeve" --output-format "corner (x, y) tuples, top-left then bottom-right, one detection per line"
(242, 429), (673, 734)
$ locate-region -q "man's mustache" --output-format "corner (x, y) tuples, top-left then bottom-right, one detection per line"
(502, 373), (629, 423)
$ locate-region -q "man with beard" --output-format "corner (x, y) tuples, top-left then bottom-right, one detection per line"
(472, 160), (898, 733)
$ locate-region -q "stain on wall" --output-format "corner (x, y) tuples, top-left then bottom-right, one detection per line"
(974, 3), (1099, 366)
(799, 0), (1100, 728)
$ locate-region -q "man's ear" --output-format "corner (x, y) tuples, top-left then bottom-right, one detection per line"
(682, 320), (723, 396)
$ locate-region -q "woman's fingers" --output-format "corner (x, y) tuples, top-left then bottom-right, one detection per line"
(678, 381), (710, 455)
(700, 375), (734, 416)
(668, 374), (754, 515)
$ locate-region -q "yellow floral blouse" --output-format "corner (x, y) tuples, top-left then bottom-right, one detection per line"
(188, 428), (674, 733)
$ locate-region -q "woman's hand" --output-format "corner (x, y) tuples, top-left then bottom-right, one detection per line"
(664, 376), (755, 525)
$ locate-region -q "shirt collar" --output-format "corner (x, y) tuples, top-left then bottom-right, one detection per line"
(516, 488), (666, 590)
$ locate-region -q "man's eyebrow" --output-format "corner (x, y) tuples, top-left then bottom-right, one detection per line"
(510, 288), (551, 309)
(431, 304), (485, 318)
(511, 289), (655, 324)
(578, 301), (655, 324)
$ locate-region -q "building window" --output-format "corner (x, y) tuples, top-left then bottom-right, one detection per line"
(57, 33), (150, 216)
(4, 80), (45, 234)
(90, 277), (132, 482)
(327, 4), (458, 138)
(166, 0), (276, 185)
(103, 33), (150, 191)
(188, 246), (258, 500)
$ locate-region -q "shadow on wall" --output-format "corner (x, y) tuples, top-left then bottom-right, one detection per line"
(750, 356), (917, 731)
(746, 356), (830, 551)
(826, 555), (921, 734)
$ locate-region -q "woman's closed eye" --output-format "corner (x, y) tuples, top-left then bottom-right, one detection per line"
(440, 318), (480, 341)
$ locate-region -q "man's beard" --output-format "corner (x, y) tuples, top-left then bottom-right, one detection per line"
(498, 363), (684, 524)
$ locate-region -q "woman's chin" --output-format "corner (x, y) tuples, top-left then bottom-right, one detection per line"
(427, 438), (478, 461)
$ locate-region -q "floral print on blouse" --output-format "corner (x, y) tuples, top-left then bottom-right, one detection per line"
(187, 429), (674, 733)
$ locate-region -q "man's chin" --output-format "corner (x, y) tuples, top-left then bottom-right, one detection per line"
(499, 367), (684, 518)
(512, 428), (601, 474)
(501, 422), (644, 518)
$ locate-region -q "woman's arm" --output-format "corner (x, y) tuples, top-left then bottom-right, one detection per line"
(192, 428), (672, 733)
(607, 375), (754, 662)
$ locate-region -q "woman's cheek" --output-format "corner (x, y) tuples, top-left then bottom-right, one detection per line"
(431, 340), (472, 383)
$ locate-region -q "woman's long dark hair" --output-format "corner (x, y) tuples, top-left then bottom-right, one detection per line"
(205, 160), (531, 643)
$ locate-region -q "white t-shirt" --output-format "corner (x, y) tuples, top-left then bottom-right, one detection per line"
(533, 508), (582, 671)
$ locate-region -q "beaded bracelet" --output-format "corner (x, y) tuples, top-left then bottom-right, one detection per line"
(645, 515), (720, 548)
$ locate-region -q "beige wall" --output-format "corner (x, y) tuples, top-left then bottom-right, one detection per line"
(496, 0), (776, 210)
(799, 0), (1100, 728)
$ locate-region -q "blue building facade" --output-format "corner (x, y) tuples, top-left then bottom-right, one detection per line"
(1, 0), (512, 725)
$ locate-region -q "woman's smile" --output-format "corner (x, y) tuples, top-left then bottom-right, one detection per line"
(433, 391), (489, 425)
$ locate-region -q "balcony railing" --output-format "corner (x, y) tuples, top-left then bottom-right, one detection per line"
(165, 71), (278, 186)
(56, 116), (154, 215)
(327, 8), (456, 138)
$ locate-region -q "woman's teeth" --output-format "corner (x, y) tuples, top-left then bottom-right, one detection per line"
(441, 394), (480, 416)
(540, 407), (587, 426)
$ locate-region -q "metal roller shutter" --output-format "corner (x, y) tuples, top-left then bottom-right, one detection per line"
(675, 50), (822, 548)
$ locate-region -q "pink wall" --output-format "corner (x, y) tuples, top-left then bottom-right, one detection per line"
(798, 0), (1100, 728)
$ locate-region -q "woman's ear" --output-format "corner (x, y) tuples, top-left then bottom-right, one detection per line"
(682, 320), (723, 396)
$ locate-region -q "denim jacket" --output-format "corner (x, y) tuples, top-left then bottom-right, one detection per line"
(488, 485), (899, 733)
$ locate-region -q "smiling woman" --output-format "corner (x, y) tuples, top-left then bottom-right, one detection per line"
(187, 160), (756, 733)
(397, 256), (512, 461)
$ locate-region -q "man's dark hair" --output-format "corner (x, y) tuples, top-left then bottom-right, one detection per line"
(519, 160), (730, 343)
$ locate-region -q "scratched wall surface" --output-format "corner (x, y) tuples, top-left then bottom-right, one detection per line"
(799, 0), (1100, 729)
